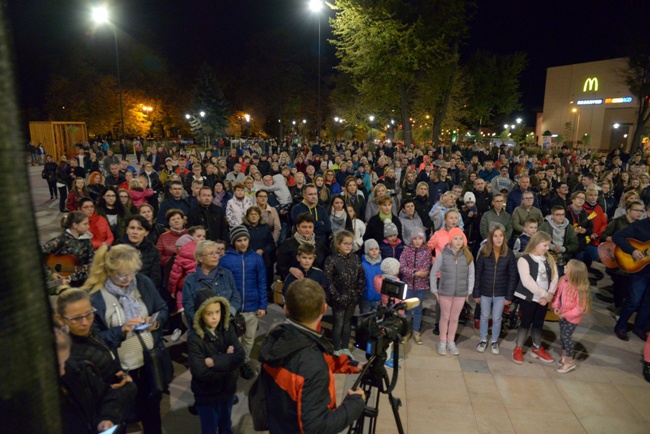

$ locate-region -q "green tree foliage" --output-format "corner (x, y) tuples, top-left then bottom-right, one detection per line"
(330, 0), (473, 146)
(624, 54), (650, 152)
(465, 51), (527, 130)
(191, 63), (230, 138)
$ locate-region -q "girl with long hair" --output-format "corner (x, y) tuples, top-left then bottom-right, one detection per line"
(473, 227), (518, 355)
(552, 259), (592, 373)
(512, 231), (559, 365)
(66, 177), (90, 211)
(430, 228), (475, 356)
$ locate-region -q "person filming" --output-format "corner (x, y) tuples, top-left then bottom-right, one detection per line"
(258, 278), (365, 433)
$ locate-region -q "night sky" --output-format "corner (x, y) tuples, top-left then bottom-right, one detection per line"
(6, 0), (650, 126)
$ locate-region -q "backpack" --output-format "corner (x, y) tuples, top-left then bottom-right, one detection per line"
(248, 370), (269, 431)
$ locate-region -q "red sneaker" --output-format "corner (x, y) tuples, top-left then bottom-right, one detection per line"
(474, 319), (480, 329)
(513, 347), (524, 364)
(531, 346), (555, 364)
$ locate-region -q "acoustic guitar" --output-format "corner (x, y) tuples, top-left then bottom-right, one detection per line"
(597, 239), (650, 273)
(45, 254), (87, 277)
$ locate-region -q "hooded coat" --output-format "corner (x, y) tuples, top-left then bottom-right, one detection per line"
(219, 248), (268, 314)
(188, 294), (245, 406)
(539, 216), (578, 257)
(258, 320), (364, 434)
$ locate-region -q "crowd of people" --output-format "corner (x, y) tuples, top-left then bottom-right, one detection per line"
(41, 137), (650, 433)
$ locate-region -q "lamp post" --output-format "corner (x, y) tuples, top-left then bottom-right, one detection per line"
(92, 5), (125, 141)
(308, 0), (323, 140)
(571, 108), (581, 146)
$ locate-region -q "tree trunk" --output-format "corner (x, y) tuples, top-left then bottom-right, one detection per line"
(432, 45), (460, 148)
(629, 99), (649, 153)
(0, 4), (63, 433)
(400, 83), (412, 146)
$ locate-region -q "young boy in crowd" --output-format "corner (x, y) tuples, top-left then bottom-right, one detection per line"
(219, 225), (267, 380)
(188, 289), (245, 434)
(380, 220), (404, 259)
(513, 218), (538, 257)
(360, 239), (383, 314)
(283, 243), (328, 298)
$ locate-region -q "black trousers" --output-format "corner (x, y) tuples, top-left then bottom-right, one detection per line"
(58, 186), (67, 212)
(130, 366), (163, 434)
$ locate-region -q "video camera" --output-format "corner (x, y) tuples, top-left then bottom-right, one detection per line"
(353, 277), (411, 358)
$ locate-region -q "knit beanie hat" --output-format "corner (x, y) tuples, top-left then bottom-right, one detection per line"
(383, 219), (398, 237)
(448, 227), (466, 245)
(364, 239), (379, 255)
(463, 192), (476, 203)
(176, 233), (195, 248)
(230, 225), (250, 245)
(380, 258), (401, 277)
(412, 231), (425, 242)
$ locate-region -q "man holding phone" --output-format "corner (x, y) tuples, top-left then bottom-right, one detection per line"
(258, 278), (365, 434)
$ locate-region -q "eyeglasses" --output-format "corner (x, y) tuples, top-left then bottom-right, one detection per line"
(630, 208), (645, 212)
(203, 251), (219, 257)
(104, 194), (116, 198)
(119, 195), (129, 199)
(63, 308), (97, 324)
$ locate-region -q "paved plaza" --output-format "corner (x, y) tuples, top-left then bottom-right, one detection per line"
(29, 161), (650, 434)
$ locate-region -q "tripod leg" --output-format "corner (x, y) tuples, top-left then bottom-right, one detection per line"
(382, 372), (405, 434)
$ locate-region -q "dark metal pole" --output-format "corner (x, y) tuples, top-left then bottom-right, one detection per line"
(113, 25), (125, 140)
(317, 18), (321, 140)
(0, 3), (62, 432)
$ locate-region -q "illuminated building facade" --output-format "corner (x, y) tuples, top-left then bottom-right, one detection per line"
(539, 58), (639, 150)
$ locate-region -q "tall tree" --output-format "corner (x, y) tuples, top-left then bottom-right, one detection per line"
(624, 55), (650, 152)
(191, 63), (230, 138)
(465, 51), (527, 131)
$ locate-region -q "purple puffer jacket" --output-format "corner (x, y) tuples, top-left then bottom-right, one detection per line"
(399, 245), (431, 291)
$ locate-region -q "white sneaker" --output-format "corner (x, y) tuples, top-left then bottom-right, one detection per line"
(447, 342), (459, 356)
(476, 341), (488, 353)
(491, 342), (500, 355)
(170, 328), (182, 342)
(437, 342), (447, 355)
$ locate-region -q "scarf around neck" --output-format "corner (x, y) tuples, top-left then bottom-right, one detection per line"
(379, 210), (392, 221)
(364, 254), (382, 265)
(294, 231), (316, 246)
(104, 275), (141, 321)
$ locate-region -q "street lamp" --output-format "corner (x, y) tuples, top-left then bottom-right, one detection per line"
(308, 0), (324, 140)
(516, 118), (522, 124)
(571, 108), (581, 145)
(92, 5), (125, 140)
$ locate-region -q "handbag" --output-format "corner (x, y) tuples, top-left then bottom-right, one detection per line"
(231, 312), (246, 338)
(135, 331), (173, 396)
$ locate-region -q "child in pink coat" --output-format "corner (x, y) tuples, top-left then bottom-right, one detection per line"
(552, 259), (591, 374)
(168, 226), (206, 312)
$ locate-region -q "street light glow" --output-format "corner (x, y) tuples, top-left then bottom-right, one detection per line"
(572, 108), (578, 113)
(511, 125), (515, 129)
(613, 123), (620, 128)
(334, 117), (339, 122)
(91, 5), (109, 24)
(369, 115), (375, 122)
(302, 119), (307, 124)
(244, 114), (250, 122)
(516, 118), (522, 124)
(308, 0), (324, 13)
(185, 114), (191, 119)
(504, 124), (509, 129)
(200, 111), (206, 117)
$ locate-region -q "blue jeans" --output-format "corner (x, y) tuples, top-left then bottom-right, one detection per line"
(405, 290), (425, 332)
(197, 397), (234, 434)
(480, 296), (505, 343)
(359, 299), (381, 314)
(616, 273), (650, 333)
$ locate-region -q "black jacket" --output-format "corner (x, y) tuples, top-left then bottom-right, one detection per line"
(277, 237), (329, 280)
(413, 194), (433, 231)
(114, 236), (162, 290)
(324, 252), (365, 309)
(259, 321), (364, 434)
(187, 203), (230, 242)
(188, 297), (244, 406)
(363, 214), (402, 244)
(60, 359), (123, 434)
(472, 249), (518, 300)
(245, 222), (276, 257)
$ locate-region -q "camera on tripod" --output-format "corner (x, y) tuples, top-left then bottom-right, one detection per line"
(353, 277), (410, 358)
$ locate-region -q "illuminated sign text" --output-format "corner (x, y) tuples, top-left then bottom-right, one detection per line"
(583, 77), (599, 92)
(605, 97), (633, 104)
(577, 99), (603, 105)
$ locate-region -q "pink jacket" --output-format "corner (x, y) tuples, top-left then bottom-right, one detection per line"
(427, 227), (467, 257)
(129, 188), (154, 207)
(399, 245), (431, 291)
(551, 276), (586, 324)
(167, 240), (198, 295)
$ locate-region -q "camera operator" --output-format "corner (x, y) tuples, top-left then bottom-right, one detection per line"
(258, 278), (365, 434)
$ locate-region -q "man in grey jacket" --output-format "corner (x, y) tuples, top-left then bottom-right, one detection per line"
(480, 194), (513, 240)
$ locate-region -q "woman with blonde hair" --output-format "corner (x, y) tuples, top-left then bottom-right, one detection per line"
(512, 231), (559, 365)
(84, 244), (169, 434)
(365, 183), (397, 221)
